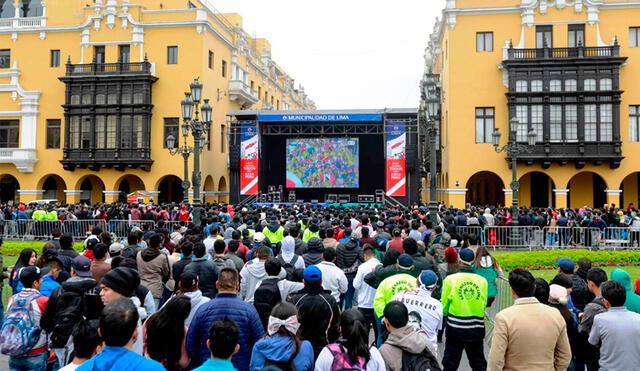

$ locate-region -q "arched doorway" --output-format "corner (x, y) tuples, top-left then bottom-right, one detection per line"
(0, 174), (20, 202)
(77, 176), (105, 204)
(21, 0), (43, 17)
(519, 172), (556, 208)
(0, 0), (14, 18)
(465, 171), (505, 206)
(218, 176), (228, 203)
(116, 175), (146, 203)
(158, 175), (183, 204)
(620, 173), (640, 209)
(39, 175), (67, 202)
(203, 176), (215, 203)
(567, 172), (607, 208)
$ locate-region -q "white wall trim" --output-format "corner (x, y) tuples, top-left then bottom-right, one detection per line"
(17, 189), (45, 195)
(553, 189), (570, 195)
(605, 189), (622, 196)
(437, 188), (468, 195)
(64, 190), (83, 195)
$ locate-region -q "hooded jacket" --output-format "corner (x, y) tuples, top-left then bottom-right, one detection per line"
(77, 346), (164, 371)
(181, 290), (210, 327)
(302, 237), (324, 266)
(183, 258), (219, 299)
(611, 268), (640, 313)
(249, 335), (315, 371)
(294, 238), (307, 256)
(263, 222), (284, 244)
(379, 326), (433, 371)
(336, 238), (363, 276)
(239, 259), (286, 303)
(279, 236), (305, 270)
(136, 249), (170, 299)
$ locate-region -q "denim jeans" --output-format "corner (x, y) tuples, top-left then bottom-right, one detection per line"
(342, 275), (355, 310)
(9, 352), (49, 371)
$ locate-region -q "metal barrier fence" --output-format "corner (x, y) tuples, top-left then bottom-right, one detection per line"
(485, 277), (514, 346)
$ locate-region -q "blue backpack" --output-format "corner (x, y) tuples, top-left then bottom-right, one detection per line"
(0, 291), (42, 356)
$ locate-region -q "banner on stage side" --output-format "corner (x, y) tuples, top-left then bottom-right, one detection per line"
(386, 121), (406, 197)
(240, 122), (259, 195)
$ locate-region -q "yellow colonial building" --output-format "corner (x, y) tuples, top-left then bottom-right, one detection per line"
(0, 0), (314, 204)
(424, 0), (640, 209)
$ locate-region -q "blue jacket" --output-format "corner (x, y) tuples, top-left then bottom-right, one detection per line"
(77, 346), (164, 371)
(17, 274), (60, 297)
(186, 293), (264, 371)
(250, 335), (314, 371)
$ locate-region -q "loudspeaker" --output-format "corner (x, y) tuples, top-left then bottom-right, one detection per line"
(375, 190), (385, 203)
(229, 145), (241, 171)
(350, 194), (359, 203)
(325, 194), (338, 203)
(274, 191), (281, 202)
(406, 145), (417, 169)
(288, 191), (296, 203)
(358, 195), (375, 203)
(338, 195), (350, 204)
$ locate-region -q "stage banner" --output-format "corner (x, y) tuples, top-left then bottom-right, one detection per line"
(386, 120), (406, 197)
(240, 122), (259, 195)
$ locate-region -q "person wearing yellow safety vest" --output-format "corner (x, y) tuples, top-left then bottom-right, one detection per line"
(441, 247), (488, 371)
(262, 215), (284, 245)
(46, 207), (59, 221)
(373, 254), (418, 319)
(302, 219), (320, 242)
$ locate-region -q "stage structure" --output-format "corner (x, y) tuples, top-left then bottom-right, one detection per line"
(227, 109), (419, 207)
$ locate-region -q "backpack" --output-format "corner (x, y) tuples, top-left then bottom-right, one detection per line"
(262, 352), (296, 371)
(327, 343), (366, 371)
(277, 255), (298, 280)
(401, 347), (442, 371)
(375, 236), (389, 252)
(212, 256), (229, 271)
(253, 278), (282, 329)
(0, 291), (42, 356)
(50, 290), (87, 348)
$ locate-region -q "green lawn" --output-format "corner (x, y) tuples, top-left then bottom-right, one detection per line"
(530, 265), (640, 282)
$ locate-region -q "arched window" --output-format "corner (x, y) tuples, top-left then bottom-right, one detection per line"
(21, 0), (43, 17)
(0, 0), (14, 18)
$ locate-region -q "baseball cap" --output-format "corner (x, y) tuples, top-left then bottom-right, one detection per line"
(109, 242), (124, 255)
(253, 232), (266, 243)
(72, 255), (92, 277)
(419, 270), (438, 289)
(376, 221), (385, 228)
(303, 266), (322, 282)
(459, 248), (475, 265)
(397, 254), (414, 270)
(19, 266), (50, 287)
(86, 238), (99, 250)
(556, 257), (575, 272)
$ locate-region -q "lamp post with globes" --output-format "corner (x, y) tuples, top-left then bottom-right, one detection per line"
(492, 117), (536, 232)
(165, 77), (213, 226)
(421, 73), (440, 226)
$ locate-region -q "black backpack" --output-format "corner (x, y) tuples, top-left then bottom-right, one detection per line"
(50, 290), (88, 348)
(402, 347), (442, 371)
(262, 357), (295, 371)
(277, 255), (298, 280)
(253, 278), (282, 330)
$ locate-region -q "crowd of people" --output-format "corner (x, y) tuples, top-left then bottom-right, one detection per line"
(1, 201), (640, 371)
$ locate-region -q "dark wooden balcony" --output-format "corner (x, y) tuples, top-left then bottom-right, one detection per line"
(61, 148), (153, 171)
(508, 141), (623, 169)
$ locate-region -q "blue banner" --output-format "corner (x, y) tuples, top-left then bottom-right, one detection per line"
(257, 113), (383, 122)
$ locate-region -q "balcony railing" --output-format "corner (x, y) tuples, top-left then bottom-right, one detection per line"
(0, 148), (37, 173)
(65, 61), (153, 76)
(61, 148), (153, 171)
(228, 80), (259, 107)
(507, 45), (620, 60)
(0, 17), (46, 29)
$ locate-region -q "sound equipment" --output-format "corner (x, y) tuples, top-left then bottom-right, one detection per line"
(273, 190), (281, 202)
(288, 191), (296, 203)
(375, 189), (385, 203)
(325, 194), (338, 203)
(358, 194), (375, 203)
(229, 145), (241, 171)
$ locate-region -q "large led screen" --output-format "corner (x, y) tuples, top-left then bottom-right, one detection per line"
(286, 138), (359, 188)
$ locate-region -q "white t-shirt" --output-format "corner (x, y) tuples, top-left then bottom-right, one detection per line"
(314, 345), (385, 371)
(353, 258), (382, 309)
(392, 287), (443, 353)
(58, 362), (80, 371)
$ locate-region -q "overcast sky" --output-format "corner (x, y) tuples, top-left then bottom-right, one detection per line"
(210, 0), (444, 109)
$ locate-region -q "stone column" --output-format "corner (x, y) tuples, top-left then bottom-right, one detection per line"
(442, 188), (467, 209)
(103, 190), (120, 203)
(553, 189), (569, 209)
(605, 189), (622, 208)
(503, 189), (513, 208)
(64, 190), (83, 204)
(17, 189), (44, 203)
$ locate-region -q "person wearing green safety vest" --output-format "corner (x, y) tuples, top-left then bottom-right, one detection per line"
(373, 254), (418, 318)
(441, 247), (488, 371)
(31, 206), (47, 239)
(32, 207), (47, 220)
(262, 216), (284, 244)
(302, 220), (320, 243)
(46, 208), (58, 221)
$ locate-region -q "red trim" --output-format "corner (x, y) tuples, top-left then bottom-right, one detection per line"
(25, 345), (48, 355)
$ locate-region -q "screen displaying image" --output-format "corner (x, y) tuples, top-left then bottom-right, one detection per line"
(286, 138), (359, 188)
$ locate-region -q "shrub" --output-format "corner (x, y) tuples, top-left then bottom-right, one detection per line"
(495, 249), (640, 271)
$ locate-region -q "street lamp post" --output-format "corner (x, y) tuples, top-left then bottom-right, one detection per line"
(492, 117), (536, 243)
(421, 73), (440, 226)
(166, 77), (213, 226)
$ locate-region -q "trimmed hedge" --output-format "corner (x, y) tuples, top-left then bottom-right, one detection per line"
(495, 249), (640, 271)
(0, 241), (84, 256)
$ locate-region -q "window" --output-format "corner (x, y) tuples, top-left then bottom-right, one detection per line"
(516, 80), (528, 92)
(565, 79), (577, 92)
(584, 78), (596, 91)
(221, 124), (226, 152)
(531, 80), (543, 92)
(600, 78), (612, 91)
(600, 104), (613, 141)
(630, 106), (640, 142)
(536, 25), (553, 48)
(550, 105), (562, 142)
(46, 119), (60, 149)
(50, 50), (60, 68)
(133, 115), (144, 148)
(81, 117), (92, 149)
(121, 116), (132, 148)
(475, 107), (494, 143)
(208, 50), (214, 69)
(565, 105), (578, 141)
(94, 46), (105, 64)
(584, 104), (597, 142)
(221, 60), (227, 77)
(95, 116), (105, 149)
(167, 46), (178, 64)
(568, 24), (585, 47)
(0, 120), (19, 148)
(164, 118), (179, 148)
(0, 49), (9, 68)
(119, 45), (130, 64)
(630, 27), (640, 48)
(476, 32), (493, 52)
(550, 79), (562, 92)
(531, 105), (543, 142)
(106, 116), (117, 148)
(515, 105), (529, 142)
(250, 81), (254, 90)
(258, 86), (262, 98)
(69, 116), (80, 149)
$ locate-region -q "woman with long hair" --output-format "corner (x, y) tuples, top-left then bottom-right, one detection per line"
(9, 248), (37, 294)
(473, 245), (502, 307)
(315, 308), (385, 370)
(250, 302), (314, 371)
(143, 295), (191, 370)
